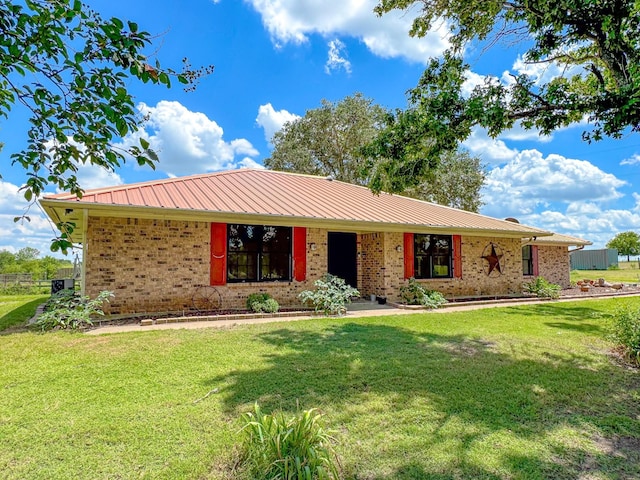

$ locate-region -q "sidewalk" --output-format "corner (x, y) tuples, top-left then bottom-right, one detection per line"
(86, 292), (640, 335)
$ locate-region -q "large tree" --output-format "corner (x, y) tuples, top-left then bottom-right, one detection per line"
(606, 231), (640, 261)
(370, 0), (640, 191)
(0, 0), (212, 252)
(265, 93), (486, 212)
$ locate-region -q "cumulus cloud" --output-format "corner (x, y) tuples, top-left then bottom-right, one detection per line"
(481, 149), (626, 221)
(246, 0), (450, 64)
(116, 101), (259, 177)
(0, 180), (64, 256)
(509, 54), (586, 86)
(325, 39), (351, 74)
(256, 103), (300, 142)
(621, 153), (640, 166)
(463, 128), (518, 165)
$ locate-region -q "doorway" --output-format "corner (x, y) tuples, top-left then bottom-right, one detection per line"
(327, 232), (357, 288)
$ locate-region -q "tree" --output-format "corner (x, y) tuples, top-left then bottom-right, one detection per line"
(265, 93), (388, 185)
(265, 93), (486, 212)
(607, 231), (640, 261)
(0, 0), (213, 252)
(371, 0), (640, 191)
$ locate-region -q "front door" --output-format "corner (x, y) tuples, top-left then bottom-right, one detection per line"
(327, 232), (357, 288)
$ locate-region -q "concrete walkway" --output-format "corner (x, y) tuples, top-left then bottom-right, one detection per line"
(86, 292), (640, 335)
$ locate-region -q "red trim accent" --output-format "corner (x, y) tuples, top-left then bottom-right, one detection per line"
(210, 223), (227, 286)
(403, 233), (414, 279)
(532, 245), (539, 276)
(453, 235), (462, 279)
(293, 227), (307, 281)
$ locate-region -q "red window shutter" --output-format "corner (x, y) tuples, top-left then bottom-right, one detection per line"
(293, 227), (307, 281)
(453, 235), (462, 279)
(532, 245), (539, 276)
(403, 233), (414, 279)
(210, 223), (227, 286)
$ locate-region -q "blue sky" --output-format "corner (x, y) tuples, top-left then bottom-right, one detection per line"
(2, 0), (640, 257)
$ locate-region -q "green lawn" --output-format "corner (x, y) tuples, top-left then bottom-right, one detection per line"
(0, 294), (48, 331)
(571, 261), (640, 284)
(1, 296), (640, 479)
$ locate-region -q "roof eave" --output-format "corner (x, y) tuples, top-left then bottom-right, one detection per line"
(39, 199), (553, 239)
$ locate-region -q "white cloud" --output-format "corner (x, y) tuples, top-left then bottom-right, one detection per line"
(245, 0), (450, 64)
(256, 103), (300, 142)
(0, 180), (67, 257)
(238, 157), (265, 169)
(463, 128), (518, 165)
(117, 101), (259, 177)
(73, 163), (123, 191)
(509, 53), (586, 86)
(325, 39), (351, 74)
(481, 149), (626, 220)
(621, 153), (640, 166)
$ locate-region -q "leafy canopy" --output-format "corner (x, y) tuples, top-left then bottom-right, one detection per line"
(0, 0), (213, 252)
(606, 231), (640, 260)
(372, 0), (640, 190)
(266, 93), (485, 212)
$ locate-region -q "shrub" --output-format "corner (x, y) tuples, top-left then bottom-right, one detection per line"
(523, 276), (561, 299)
(239, 403), (340, 480)
(609, 306), (640, 363)
(399, 277), (448, 308)
(246, 293), (279, 313)
(298, 274), (359, 316)
(0, 284), (48, 295)
(607, 264), (620, 270)
(35, 290), (114, 331)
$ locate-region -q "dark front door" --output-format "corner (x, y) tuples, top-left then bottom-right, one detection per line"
(328, 232), (357, 288)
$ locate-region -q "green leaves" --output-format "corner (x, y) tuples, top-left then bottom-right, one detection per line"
(374, 0), (640, 174)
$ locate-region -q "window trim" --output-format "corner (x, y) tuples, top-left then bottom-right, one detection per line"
(522, 244), (534, 276)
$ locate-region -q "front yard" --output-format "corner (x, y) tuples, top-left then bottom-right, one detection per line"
(1, 296), (639, 479)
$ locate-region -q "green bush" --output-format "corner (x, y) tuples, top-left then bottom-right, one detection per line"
(607, 264), (620, 270)
(239, 403), (340, 480)
(35, 290), (113, 331)
(0, 284), (49, 295)
(523, 277), (561, 299)
(246, 293), (279, 313)
(298, 274), (359, 316)
(609, 306), (640, 362)
(399, 278), (448, 309)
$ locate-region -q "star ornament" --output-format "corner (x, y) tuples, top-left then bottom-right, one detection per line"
(482, 244), (504, 275)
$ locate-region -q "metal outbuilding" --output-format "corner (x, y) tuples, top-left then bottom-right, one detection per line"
(570, 248), (618, 270)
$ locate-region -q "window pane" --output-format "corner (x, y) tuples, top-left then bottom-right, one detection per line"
(227, 224), (292, 282)
(432, 255), (450, 277)
(414, 234), (452, 279)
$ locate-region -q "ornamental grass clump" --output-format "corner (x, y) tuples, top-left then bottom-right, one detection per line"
(609, 306), (640, 363)
(238, 403), (340, 480)
(298, 274), (359, 316)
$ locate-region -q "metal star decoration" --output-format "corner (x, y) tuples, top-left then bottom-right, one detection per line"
(482, 243), (503, 275)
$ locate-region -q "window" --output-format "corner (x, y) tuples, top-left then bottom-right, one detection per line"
(522, 245), (534, 276)
(414, 234), (452, 279)
(227, 225), (292, 282)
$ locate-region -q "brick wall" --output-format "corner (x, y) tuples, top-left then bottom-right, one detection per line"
(86, 216), (539, 314)
(534, 245), (571, 288)
(409, 236), (524, 298)
(86, 217), (328, 315)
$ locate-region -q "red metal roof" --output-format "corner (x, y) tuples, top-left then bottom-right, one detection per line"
(42, 169), (551, 236)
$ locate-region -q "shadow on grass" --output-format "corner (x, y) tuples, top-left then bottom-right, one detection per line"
(506, 303), (611, 334)
(207, 320), (640, 479)
(0, 297), (44, 332)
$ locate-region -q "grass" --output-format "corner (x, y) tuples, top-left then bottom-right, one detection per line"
(0, 296), (639, 479)
(0, 294), (48, 331)
(571, 260), (640, 284)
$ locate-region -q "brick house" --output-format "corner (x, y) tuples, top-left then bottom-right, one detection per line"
(40, 169), (590, 315)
